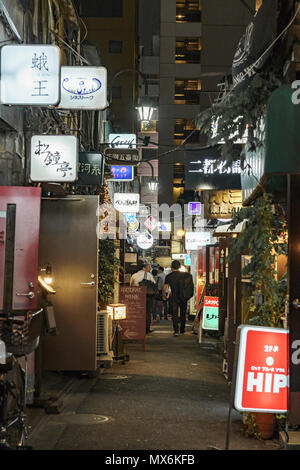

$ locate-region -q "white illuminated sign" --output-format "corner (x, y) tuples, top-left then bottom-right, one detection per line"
(137, 232), (153, 250)
(109, 134), (137, 149)
(58, 66), (107, 110)
(212, 116), (248, 144)
(1, 45), (60, 105)
(185, 231), (211, 250)
(113, 193), (140, 213)
(159, 222), (171, 232)
(30, 135), (78, 182)
(188, 159), (242, 175)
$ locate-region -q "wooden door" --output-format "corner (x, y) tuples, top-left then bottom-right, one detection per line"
(39, 196), (98, 372)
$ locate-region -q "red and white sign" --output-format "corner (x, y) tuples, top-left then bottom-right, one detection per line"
(204, 296), (219, 308)
(234, 325), (289, 413)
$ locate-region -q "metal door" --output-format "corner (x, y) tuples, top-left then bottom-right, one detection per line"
(0, 187), (41, 312)
(39, 196), (98, 372)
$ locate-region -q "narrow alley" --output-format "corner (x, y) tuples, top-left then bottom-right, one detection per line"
(27, 321), (280, 452)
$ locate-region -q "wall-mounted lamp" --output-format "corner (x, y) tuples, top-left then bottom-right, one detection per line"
(144, 160), (158, 192)
(40, 264), (53, 285)
(109, 68), (156, 123)
(136, 97), (156, 122)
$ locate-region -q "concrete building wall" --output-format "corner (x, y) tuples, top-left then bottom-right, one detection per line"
(81, 0), (139, 133)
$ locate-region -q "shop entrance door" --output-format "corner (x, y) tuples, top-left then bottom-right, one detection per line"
(39, 196), (98, 372)
(0, 187), (41, 313)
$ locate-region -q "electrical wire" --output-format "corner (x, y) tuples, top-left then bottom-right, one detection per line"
(49, 29), (90, 65)
(153, 4), (300, 160)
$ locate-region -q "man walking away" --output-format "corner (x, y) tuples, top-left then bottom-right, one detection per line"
(163, 261), (194, 336)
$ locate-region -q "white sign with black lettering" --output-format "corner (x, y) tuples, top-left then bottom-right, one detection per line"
(1, 45), (60, 105)
(113, 193), (140, 213)
(109, 134), (137, 149)
(185, 231), (211, 250)
(30, 135), (78, 182)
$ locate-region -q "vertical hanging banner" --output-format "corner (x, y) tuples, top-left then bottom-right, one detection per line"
(234, 325), (289, 413)
(1, 45), (61, 105)
(202, 296), (219, 330)
(30, 135), (78, 182)
(58, 66), (107, 110)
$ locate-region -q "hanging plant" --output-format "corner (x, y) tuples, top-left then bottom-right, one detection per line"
(228, 192), (287, 327)
(196, 71), (282, 164)
(98, 239), (121, 310)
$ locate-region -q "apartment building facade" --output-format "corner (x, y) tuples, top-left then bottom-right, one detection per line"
(139, 0), (258, 205)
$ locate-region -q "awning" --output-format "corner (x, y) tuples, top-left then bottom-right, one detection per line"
(265, 85), (300, 175)
(213, 220), (247, 237)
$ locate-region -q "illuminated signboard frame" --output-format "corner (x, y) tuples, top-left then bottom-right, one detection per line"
(30, 135), (78, 183)
(185, 146), (242, 191)
(113, 193), (140, 213)
(202, 296), (219, 331)
(58, 66), (107, 110)
(185, 231), (211, 250)
(109, 134), (137, 149)
(137, 231), (154, 250)
(108, 165), (134, 182)
(1, 44), (61, 106)
(234, 325), (289, 414)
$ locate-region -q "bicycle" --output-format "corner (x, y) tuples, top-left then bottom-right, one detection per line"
(0, 309), (42, 450)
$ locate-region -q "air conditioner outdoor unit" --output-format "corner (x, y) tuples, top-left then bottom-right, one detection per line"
(96, 311), (113, 356)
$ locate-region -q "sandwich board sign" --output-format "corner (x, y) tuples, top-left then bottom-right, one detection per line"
(234, 325), (289, 413)
(202, 296), (219, 330)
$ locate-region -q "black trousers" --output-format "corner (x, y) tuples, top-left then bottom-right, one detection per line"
(170, 299), (187, 333)
(146, 295), (153, 332)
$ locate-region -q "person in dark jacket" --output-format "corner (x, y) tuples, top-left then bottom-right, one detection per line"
(163, 260), (192, 336)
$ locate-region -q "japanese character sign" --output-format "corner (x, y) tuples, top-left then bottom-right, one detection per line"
(202, 296), (219, 331)
(234, 325), (289, 413)
(58, 66), (107, 110)
(185, 147), (242, 191)
(30, 135), (78, 182)
(77, 153), (104, 185)
(1, 45), (61, 105)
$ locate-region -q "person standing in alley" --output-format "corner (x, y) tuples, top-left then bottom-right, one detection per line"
(156, 266), (168, 320)
(163, 261), (194, 336)
(130, 263), (156, 334)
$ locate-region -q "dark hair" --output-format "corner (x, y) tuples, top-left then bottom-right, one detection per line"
(158, 266), (164, 272)
(171, 260), (181, 270)
(152, 269), (158, 276)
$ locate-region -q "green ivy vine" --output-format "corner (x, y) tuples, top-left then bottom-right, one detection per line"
(98, 239), (121, 309)
(228, 192), (287, 327)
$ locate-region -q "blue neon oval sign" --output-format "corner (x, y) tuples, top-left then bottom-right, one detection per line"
(62, 77), (102, 96)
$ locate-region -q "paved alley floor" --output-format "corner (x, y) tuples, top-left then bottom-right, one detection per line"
(27, 320), (281, 451)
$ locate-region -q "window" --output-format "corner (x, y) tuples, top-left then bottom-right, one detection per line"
(75, 0), (123, 18)
(174, 119), (200, 145)
(174, 79), (201, 104)
(175, 38), (201, 64)
(176, 0), (202, 23)
(109, 40), (123, 53)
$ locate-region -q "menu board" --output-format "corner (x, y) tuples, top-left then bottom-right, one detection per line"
(119, 286), (146, 347)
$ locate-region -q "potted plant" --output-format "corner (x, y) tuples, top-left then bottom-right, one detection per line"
(229, 191), (288, 439)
